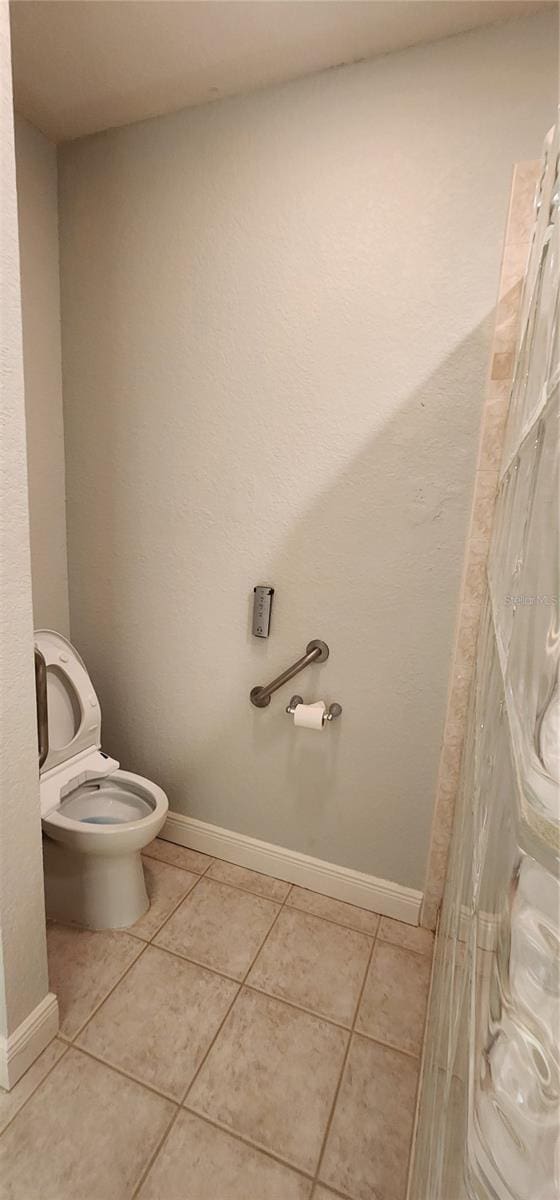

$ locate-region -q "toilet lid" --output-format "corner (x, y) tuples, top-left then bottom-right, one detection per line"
(34, 630), (102, 775)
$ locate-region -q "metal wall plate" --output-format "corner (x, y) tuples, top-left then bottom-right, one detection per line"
(306, 639), (329, 663)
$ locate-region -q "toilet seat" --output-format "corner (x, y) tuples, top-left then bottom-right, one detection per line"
(35, 630), (102, 780)
(60, 778), (154, 825)
(43, 768), (168, 856)
(35, 630), (166, 835)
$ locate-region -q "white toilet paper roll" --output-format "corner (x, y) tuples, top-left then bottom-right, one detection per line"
(293, 701), (326, 730)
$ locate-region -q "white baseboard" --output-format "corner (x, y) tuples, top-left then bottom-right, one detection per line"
(0, 992), (59, 1091)
(162, 812), (423, 926)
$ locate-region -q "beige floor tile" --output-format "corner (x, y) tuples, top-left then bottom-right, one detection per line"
(247, 907), (371, 1026)
(47, 923), (144, 1038)
(77, 945), (238, 1099)
(286, 888), (380, 936)
(131, 857), (200, 940)
(0, 1039), (67, 1136)
(138, 1109), (312, 1199)
(378, 916), (434, 956)
(187, 987), (348, 1173)
(143, 838), (213, 875)
(314, 1188), (346, 1200)
(0, 1047), (174, 1200)
(320, 1034), (418, 1200)
(155, 878), (280, 980)
(356, 941), (431, 1056)
(206, 859), (291, 902)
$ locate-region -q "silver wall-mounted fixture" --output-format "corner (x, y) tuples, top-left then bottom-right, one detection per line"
(250, 639), (329, 707)
(252, 585), (274, 638)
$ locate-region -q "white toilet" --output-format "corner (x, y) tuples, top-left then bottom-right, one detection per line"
(37, 629), (168, 930)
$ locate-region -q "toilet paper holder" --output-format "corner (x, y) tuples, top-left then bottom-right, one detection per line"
(286, 696), (342, 723)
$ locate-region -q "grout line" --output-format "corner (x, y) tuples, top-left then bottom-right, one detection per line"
(48, 915), (147, 948)
(139, 866), (206, 940)
(244, 980), (354, 1031)
(284, 898), (382, 939)
(131, 1107), (182, 1200)
(143, 843), (215, 869)
(141, 853), (214, 881)
(65, 941), (150, 1043)
(205, 864), (293, 899)
(311, 1182), (354, 1200)
(147, 942), (247, 985)
(194, 872), (291, 905)
(181, 1105), (317, 1182)
(121, 929), (152, 945)
(180, 881), (293, 1105)
(310, 920), (380, 1194)
(352, 1028), (421, 1062)
(164, 874), (283, 913)
(146, 873), (281, 953)
(65, 1042), (181, 1105)
(58, 873), (205, 1044)
(131, 881), (294, 1199)
(144, 845), (293, 903)
(374, 936), (434, 960)
(0, 1039), (71, 1143)
(241, 970), (371, 1034)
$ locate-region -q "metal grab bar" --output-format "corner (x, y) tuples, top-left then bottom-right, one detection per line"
(250, 640), (329, 708)
(34, 648), (49, 767)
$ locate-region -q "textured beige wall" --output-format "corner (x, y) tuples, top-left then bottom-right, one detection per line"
(59, 10), (558, 892)
(0, 2), (50, 1042)
(15, 114), (69, 634)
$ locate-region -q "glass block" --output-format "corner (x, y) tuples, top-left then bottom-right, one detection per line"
(518, 123), (559, 344)
(469, 1007), (559, 1200)
(466, 731), (557, 1200)
(471, 608), (505, 896)
(510, 856), (560, 1063)
(502, 218), (557, 469)
(505, 389), (559, 835)
(488, 421), (542, 665)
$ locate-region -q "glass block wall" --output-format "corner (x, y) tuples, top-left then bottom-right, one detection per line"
(409, 123), (559, 1200)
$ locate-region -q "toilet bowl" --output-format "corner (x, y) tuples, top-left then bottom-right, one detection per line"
(37, 630), (168, 930)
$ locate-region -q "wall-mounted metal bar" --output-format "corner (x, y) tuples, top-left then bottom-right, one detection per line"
(250, 640), (329, 708)
(34, 647), (49, 768)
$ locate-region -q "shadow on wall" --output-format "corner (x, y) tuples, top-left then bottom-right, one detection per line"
(64, 311), (492, 892)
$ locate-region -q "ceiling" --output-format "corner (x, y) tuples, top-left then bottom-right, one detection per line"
(10, 0), (552, 143)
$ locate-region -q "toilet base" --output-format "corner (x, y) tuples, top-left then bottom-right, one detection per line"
(43, 835), (149, 930)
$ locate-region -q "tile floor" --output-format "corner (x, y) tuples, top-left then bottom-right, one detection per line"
(0, 841), (433, 1200)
